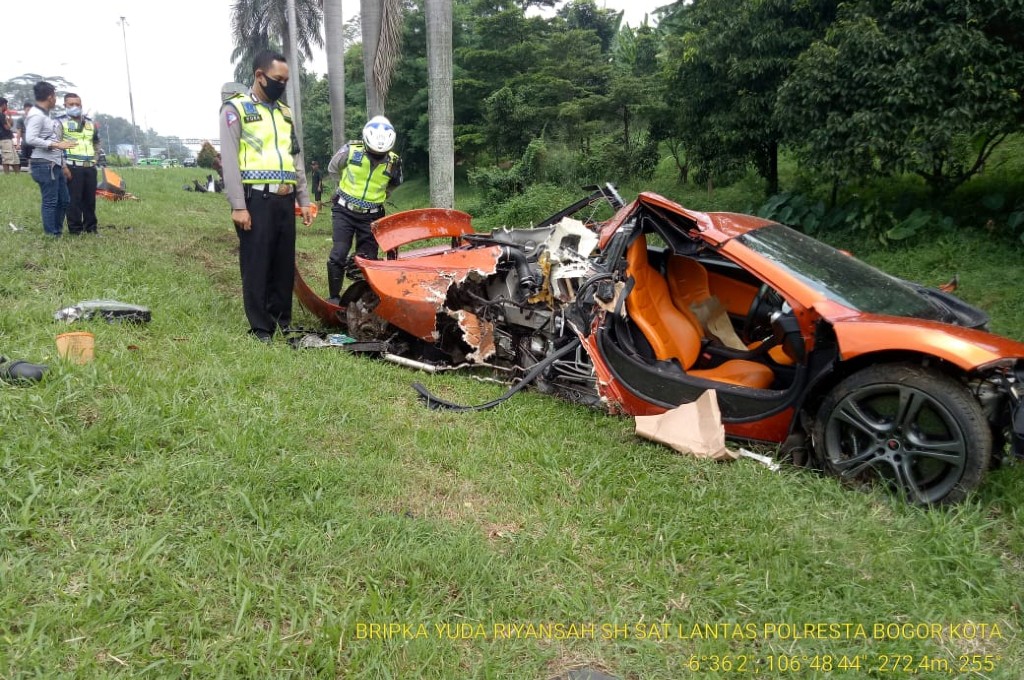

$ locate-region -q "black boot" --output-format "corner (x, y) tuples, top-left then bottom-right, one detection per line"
(0, 356), (48, 383)
(327, 260), (346, 305)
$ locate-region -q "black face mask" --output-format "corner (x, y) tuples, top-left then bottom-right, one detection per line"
(260, 76), (287, 103)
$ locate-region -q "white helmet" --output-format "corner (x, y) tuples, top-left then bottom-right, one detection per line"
(362, 115), (396, 154)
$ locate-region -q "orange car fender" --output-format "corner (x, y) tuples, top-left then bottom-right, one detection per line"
(359, 248), (502, 342)
(830, 317), (1024, 371)
(372, 208), (474, 254)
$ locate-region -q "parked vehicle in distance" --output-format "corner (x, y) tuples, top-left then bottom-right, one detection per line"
(182, 157), (197, 167)
(295, 185), (1024, 505)
(162, 158), (179, 168)
(138, 157), (164, 166)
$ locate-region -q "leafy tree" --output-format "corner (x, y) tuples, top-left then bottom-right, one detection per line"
(558, 0), (622, 52)
(663, 0), (838, 195)
(197, 141), (218, 169)
(94, 114), (144, 153)
(230, 0), (323, 83)
(609, 20), (663, 156)
(778, 0), (1024, 195)
(1, 74), (76, 108)
(299, 72), (333, 165)
(455, 0), (552, 159)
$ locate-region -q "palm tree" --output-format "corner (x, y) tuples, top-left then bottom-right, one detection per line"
(285, 0), (305, 146)
(323, 0), (347, 150)
(361, 0), (404, 116)
(360, 0), (383, 116)
(229, 0), (324, 85)
(231, 0), (321, 168)
(425, 0), (454, 208)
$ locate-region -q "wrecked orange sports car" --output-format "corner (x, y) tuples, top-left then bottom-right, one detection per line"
(295, 185), (1024, 505)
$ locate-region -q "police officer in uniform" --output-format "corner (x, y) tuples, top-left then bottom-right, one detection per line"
(325, 116), (403, 304)
(57, 93), (101, 234)
(220, 51), (313, 343)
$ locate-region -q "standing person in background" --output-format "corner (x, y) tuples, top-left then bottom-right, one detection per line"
(324, 116), (403, 304)
(25, 82), (77, 238)
(57, 93), (101, 235)
(310, 160), (323, 206)
(220, 51), (313, 343)
(0, 98), (19, 174)
(15, 102), (32, 166)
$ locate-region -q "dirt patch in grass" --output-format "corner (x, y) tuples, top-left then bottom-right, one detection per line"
(172, 235), (239, 296)
(378, 469), (495, 524)
(545, 655), (617, 680)
(483, 522), (522, 541)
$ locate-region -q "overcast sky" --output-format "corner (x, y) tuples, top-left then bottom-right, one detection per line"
(3, 0), (667, 142)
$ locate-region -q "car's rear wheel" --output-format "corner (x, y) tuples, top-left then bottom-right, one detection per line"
(812, 363), (989, 505)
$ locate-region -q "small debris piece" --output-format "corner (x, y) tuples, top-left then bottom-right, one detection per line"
(54, 300), (151, 324)
(738, 448), (781, 472)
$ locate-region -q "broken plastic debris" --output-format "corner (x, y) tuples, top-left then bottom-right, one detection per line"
(327, 333), (356, 346)
(738, 448), (781, 472)
(9, 222), (22, 232)
(54, 300), (152, 324)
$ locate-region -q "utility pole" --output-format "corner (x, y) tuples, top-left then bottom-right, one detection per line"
(119, 16), (140, 164)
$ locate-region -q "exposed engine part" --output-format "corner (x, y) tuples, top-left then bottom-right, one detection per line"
(485, 270), (554, 331)
(346, 288), (390, 341)
(499, 247), (541, 298)
(971, 375), (1011, 422)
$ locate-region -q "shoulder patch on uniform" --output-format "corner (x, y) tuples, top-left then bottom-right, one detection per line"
(225, 109), (239, 127)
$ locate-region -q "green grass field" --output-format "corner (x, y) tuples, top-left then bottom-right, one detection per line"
(2, 168), (1023, 678)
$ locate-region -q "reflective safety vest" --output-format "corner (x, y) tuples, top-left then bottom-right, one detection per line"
(338, 143), (398, 207)
(62, 116), (96, 164)
(224, 93), (297, 185)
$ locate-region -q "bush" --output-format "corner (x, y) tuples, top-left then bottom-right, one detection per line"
(756, 192), (955, 245)
(474, 183), (571, 230)
(196, 142), (217, 169)
(104, 154), (133, 167)
(468, 138), (549, 207)
(577, 132), (660, 186)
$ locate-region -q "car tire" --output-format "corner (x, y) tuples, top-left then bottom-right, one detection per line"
(812, 363), (989, 505)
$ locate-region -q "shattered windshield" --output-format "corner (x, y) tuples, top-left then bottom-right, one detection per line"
(739, 224), (943, 320)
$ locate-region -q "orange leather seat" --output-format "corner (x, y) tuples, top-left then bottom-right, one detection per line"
(667, 255), (712, 318)
(667, 255), (795, 366)
(624, 236), (774, 389)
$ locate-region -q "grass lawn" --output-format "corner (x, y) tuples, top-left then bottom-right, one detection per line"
(1, 168), (1023, 678)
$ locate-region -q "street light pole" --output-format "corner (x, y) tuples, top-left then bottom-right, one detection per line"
(119, 16), (140, 163)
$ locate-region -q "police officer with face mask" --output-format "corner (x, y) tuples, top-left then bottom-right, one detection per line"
(220, 50), (313, 343)
(57, 93), (101, 234)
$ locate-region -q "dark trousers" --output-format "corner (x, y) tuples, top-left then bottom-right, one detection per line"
(237, 191), (297, 337)
(67, 165), (98, 234)
(328, 204), (381, 273)
(30, 161), (69, 237)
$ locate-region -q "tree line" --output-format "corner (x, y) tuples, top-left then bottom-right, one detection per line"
(256, 0), (1021, 204)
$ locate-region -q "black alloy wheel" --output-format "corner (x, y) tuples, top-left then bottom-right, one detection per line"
(813, 363), (990, 505)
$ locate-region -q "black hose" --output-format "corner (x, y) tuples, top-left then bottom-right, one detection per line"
(412, 337), (582, 412)
(500, 246), (538, 292)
